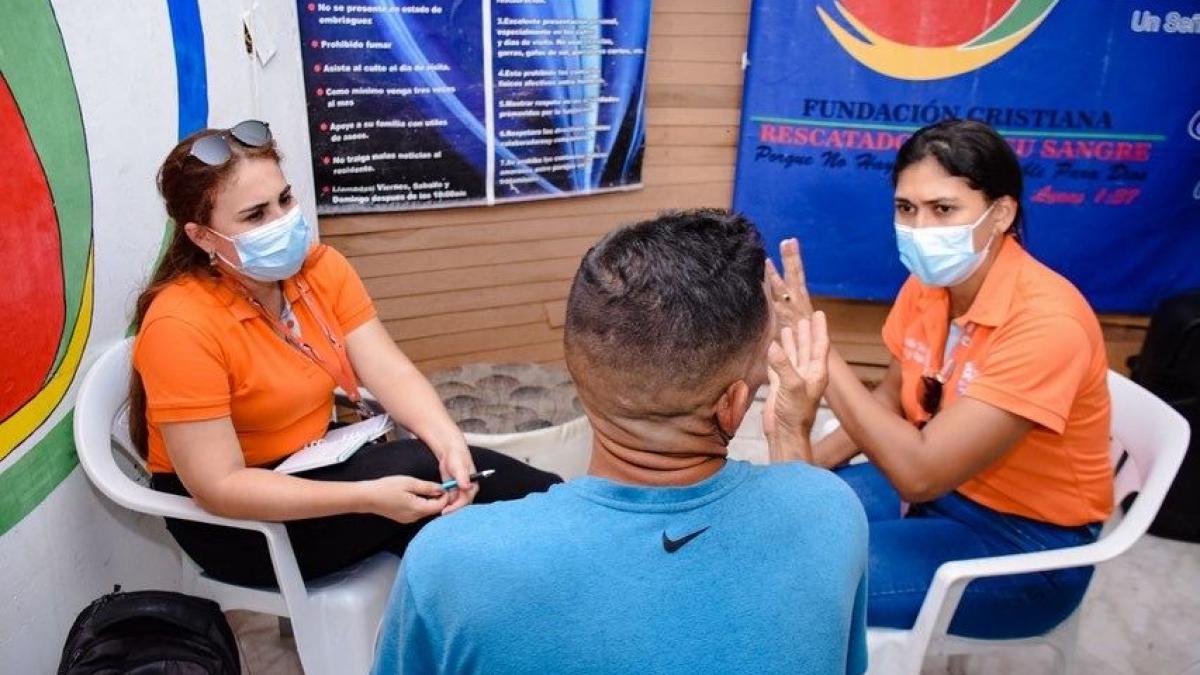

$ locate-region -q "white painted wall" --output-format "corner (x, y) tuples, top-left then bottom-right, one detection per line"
(0, 2), (315, 671)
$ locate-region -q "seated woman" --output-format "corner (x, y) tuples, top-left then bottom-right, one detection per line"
(131, 121), (559, 587)
(768, 119), (1112, 638)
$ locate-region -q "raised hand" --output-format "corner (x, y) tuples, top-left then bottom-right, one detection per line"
(765, 238), (815, 331)
(763, 312), (830, 463)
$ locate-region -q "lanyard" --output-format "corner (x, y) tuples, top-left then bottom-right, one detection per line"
(929, 322), (977, 386)
(228, 274), (374, 419)
(915, 322), (976, 427)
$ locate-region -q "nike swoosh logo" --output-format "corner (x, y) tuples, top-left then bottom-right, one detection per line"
(662, 526), (710, 553)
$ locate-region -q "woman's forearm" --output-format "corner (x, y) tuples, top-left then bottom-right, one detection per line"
(196, 468), (372, 521)
(813, 358), (904, 468)
(165, 418), (382, 521)
(347, 320), (463, 458)
(824, 348), (1034, 502)
(378, 363), (462, 454)
(812, 426), (859, 468)
(823, 348), (936, 499)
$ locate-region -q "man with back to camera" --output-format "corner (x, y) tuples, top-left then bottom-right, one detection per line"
(372, 208), (869, 675)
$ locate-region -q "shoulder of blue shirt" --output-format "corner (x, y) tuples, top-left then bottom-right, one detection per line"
(400, 460), (868, 585)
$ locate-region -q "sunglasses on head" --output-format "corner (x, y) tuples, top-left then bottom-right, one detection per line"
(188, 120), (272, 165)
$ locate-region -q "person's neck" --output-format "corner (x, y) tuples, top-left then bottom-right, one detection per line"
(585, 412), (729, 487)
(221, 268), (283, 317)
(947, 241), (1002, 319)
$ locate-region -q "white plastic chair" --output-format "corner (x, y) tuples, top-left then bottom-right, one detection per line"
(866, 370), (1191, 674)
(464, 415), (593, 479)
(75, 338), (397, 675)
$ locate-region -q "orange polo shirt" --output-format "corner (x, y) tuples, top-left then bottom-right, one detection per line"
(133, 245), (377, 474)
(882, 237), (1112, 526)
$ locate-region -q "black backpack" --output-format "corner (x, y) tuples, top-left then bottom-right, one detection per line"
(1128, 289), (1200, 542)
(58, 586), (240, 675)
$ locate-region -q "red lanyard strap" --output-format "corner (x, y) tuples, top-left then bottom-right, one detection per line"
(230, 275), (373, 418)
(293, 276), (369, 412)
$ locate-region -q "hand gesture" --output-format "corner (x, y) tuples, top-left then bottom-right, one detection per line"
(763, 312), (830, 463)
(364, 475), (450, 523)
(765, 238), (815, 330)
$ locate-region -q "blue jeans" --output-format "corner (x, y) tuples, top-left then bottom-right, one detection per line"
(836, 463), (1101, 639)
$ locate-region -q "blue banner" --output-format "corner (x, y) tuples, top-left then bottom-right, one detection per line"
(733, 0), (1200, 312)
(298, 1), (649, 214)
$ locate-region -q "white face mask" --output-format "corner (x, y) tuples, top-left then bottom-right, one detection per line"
(214, 206), (314, 282)
(894, 204), (996, 287)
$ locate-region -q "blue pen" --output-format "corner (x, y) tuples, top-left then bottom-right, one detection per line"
(441, 469), (495, 491)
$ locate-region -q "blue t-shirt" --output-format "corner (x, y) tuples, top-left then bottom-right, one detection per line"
(373, 460), (869, 675)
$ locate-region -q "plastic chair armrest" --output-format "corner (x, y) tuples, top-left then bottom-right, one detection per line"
(111, 481), (291, 542)
(931, 537), (1124, 587)
(113, 482), (310, 600)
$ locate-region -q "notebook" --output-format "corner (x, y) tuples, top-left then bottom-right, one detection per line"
(274, 414), (394, 474)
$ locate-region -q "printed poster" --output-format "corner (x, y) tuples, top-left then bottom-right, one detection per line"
(298, 0), (651, 214)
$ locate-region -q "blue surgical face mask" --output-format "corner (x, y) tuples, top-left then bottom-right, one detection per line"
(215, 206), (313, 282)
(894, 204), (996, 287)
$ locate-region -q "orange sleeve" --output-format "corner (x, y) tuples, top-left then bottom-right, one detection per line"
(881, 277), (919, 360)
(134, 317), (232, 423)
(963, 313), (1090, 434)
(310, 245), (377, 333)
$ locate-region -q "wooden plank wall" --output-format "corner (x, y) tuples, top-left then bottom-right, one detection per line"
(319, 0), (1148, 380)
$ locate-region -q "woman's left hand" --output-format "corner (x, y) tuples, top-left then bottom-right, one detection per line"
(765, 238), (815, 328)
(433, 432), (478, 515)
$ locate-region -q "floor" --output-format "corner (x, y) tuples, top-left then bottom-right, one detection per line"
(228, 404), (1200, 674)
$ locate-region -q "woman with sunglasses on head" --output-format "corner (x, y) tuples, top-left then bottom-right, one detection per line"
(130, 122), (559, 587)
(767, 119), (1112, 639)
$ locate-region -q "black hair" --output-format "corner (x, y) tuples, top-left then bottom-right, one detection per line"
(564, 208), (769, 395)
(892, 119), (1025, 243)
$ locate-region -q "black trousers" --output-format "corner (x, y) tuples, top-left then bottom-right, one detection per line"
(150, 440), (561, 587)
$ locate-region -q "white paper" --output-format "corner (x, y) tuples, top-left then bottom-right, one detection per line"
(245, 3), (279, 66)
(274, 415), (393, 474)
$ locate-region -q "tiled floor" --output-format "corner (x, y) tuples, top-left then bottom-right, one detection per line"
(229, 406), (1200, 674)
(227, 610), (300, 675)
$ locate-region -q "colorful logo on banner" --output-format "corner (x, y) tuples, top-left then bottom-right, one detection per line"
(816, 0), (1058, 80)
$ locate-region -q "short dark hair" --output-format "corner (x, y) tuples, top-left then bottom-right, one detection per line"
(892, 119), (1026, 243)
(564, 209), (769, 399)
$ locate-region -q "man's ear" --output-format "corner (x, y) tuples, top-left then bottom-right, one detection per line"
(714, 378), (752, 442)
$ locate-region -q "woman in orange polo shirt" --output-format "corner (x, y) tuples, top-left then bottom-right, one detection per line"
(769, 119), (1112, 638)
(131, 121), (558, 587)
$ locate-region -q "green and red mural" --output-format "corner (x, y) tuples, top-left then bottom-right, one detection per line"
(0, 1), (94, 461)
